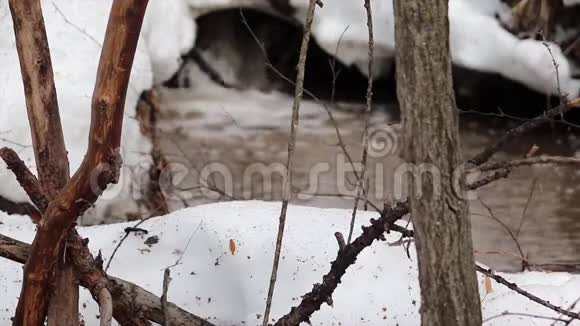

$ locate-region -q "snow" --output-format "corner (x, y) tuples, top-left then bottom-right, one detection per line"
(290, 0), (580, 97)
(0, 0), (195, 223)
(1, 201), (580, 325)
(142, 0), (197, 84)
(564, 0), (580, 6)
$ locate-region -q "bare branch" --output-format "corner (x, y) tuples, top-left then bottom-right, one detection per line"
(478, 156), (580, 172)
(476, 265), (580, 321)
(0, 196), (41, 223)
(347, 0), (374, 244)
(8, 0), (70, 197)
(478, 198), (527, 271)
(262, 1), (318, 324)
(466, 168), (511, 190)
(468, 98), (580, 166)
(516, 178), (537, 238)
(274, 203), (409, 325)
(0, 147), (48, 212)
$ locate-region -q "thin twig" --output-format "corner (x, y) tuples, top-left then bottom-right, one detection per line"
(516, 178), (537, 238)
(476, 265), (580, 321)
(483, 311), (567, 324)
(551, 296), (580, 326)
(467, 98), (580, 166)
(51, 1), (101, 47)
(105, 216), (154, 272)
(478, 156), (580, 172)
(347, 0), (374, 245)
(262, 1), (318, 324)
(239, 11), (362, 187)
(328, 26), (349, 105)
(542, 42), (562, 99)
(478, 198), (527, 270)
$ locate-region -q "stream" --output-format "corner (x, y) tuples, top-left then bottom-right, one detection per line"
(153, 79), (580, 273)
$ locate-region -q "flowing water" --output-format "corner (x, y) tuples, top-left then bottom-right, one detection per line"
(156, 82), (580, 272)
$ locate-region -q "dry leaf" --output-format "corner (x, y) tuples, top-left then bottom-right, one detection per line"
(485, 275), (493, 294)
(229, 239), (236, 255)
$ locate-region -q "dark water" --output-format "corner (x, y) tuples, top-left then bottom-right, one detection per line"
(156, 85), (580, 272)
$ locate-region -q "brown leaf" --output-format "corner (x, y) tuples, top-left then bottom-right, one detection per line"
(229, 239), (236, 255)
(485, 275), (493, 294)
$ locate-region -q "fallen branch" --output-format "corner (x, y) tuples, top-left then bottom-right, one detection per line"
(276, 194), (579, 325)
(0, 233), (215, 326)
(476, 265), (580, 321)
(0, 148), (153, 325)
(274, 202), (409, 325)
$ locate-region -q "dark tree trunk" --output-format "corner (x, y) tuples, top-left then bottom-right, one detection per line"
(393, 1), (483, 325)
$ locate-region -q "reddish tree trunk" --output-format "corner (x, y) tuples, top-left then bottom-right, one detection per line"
(7, 0), (78, 324)
(12, 1), (149, 324)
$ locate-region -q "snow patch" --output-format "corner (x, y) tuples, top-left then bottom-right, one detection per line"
(1, 202), (579, 325)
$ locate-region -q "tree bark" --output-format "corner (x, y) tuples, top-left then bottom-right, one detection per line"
(393, 1), (483, 325)
(7, 0), (78, 324)
(12, 1), (149, 324)
(8, 0), (70, 197)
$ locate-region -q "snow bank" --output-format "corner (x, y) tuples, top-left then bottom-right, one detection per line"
(290, 0), (580, 97)
(564, 0), (580, 7)
(1, 201), (579, 325)
(0, 0), (195, 223)
(142, 0), (197, 84)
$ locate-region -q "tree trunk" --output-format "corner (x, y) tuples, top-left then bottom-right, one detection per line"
(393, 1), (483, 325)
(7, 0), (78, 324)
(12, 1), (149, 324)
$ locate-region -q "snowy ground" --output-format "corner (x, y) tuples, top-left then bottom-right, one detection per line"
(1, 202), (580, 325)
